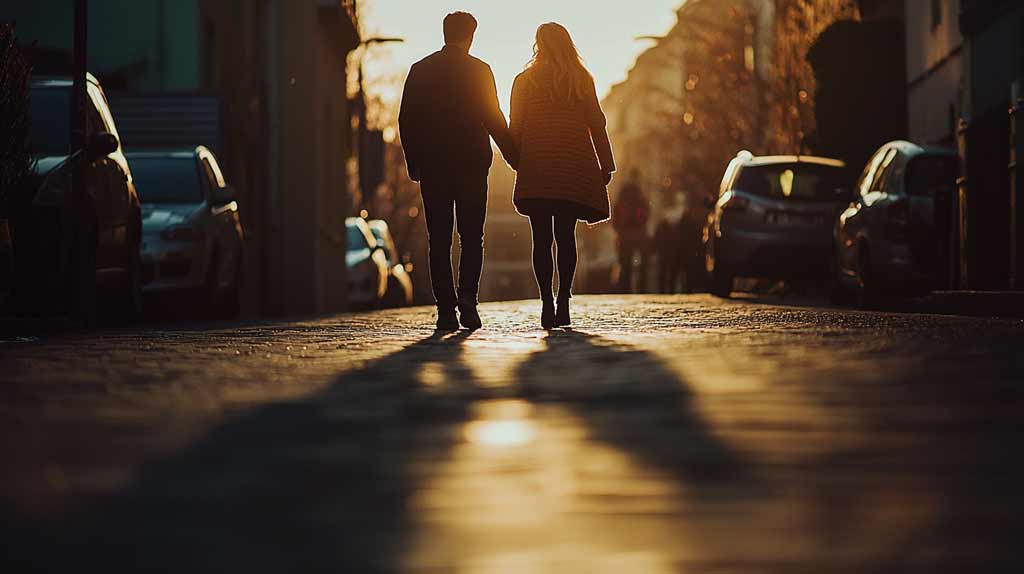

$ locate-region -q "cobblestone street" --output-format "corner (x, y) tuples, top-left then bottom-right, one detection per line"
(3, 295), (1024, 572)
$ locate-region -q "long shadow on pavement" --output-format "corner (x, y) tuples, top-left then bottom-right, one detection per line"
(515, 329), (748, 491)
(10, 330), (478, 573)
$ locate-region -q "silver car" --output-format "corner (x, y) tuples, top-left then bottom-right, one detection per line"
(346, 217), (389, 309)
(705, 152), (850, 297)
(367, 220), (414, 308)
(128, 147), (244, 317)
(832, 141), (956, 304)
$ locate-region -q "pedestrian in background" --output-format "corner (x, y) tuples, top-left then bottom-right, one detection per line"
(654, 192), (685, 294)
(613, 172), (650, 293)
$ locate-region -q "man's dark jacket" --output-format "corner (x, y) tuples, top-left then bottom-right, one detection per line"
(399, 45), (516, 181)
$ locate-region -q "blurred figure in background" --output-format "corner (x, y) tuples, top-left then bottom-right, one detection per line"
(653, 193), (685, 294)
(679, 198), (707, 292)
(612, 171), (650, 293)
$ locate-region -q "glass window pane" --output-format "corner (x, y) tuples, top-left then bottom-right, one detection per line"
(29, 86), (71, 156)
(130, 158), (204, 204)
(907, 156), (956, 198)
(733, 163), (847, 201)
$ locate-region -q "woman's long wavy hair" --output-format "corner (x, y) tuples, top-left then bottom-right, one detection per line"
(526, 22), (592, 104)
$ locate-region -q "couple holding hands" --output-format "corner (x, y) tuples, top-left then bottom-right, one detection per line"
(399, 12), (616, 331)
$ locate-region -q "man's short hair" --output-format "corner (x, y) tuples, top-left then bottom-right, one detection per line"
(443, 12), (477, 44)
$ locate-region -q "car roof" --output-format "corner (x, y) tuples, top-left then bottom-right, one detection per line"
(31, 73), (100, 88)
(742, 155), (846, 168)
(125, 149), (199, 160)
(880, 139), (956, 159)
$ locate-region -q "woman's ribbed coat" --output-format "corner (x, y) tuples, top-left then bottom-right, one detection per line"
(509, 67), (616, 223)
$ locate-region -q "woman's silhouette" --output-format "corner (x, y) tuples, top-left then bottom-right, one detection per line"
(510, 23), (616, 329)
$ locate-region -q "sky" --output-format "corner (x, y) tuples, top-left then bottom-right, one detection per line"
(360, 0), (683, 116)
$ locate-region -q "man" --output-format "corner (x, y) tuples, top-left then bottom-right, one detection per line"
(399, 12), (517, 331)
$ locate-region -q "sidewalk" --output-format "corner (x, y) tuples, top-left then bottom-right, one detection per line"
(925, 290), (1024, 318)
(3, 295), (1024, 571)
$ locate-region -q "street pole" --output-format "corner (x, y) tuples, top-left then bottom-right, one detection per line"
(71, 0), (95, 327)
(72, 0), (87, 182)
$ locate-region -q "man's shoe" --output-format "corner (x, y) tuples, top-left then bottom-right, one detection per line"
(554, 299), (571, 327)
(436, 308), (460, 331)
(541, 300), (555, 330)
(458, 304), (482, 330)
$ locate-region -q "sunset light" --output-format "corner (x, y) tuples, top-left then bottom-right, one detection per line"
(360, 0), (681, 112)
(5, 0), (1024, 571)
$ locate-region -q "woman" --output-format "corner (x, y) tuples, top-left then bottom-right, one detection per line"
(510, 22), (616, 329)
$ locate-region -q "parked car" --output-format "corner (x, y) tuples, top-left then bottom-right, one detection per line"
(127, 147), (244, 317)
(704, 152), (850, 297)
(831, 141), (956, 304)
(346, 217), (389, 309)
(19, 74), (142, 320)
(367, 219), (414, 307)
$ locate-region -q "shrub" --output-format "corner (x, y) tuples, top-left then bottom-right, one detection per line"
(0, 23), (32, 220)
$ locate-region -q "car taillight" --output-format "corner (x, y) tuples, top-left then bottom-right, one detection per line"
(720, 191), (750, 212)
(161, 225), (205, 242)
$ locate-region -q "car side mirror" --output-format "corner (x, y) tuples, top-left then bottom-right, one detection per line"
(212, 184), (236, 205)
(88, 132), (119, 159)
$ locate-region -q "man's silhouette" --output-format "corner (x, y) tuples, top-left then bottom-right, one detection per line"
(399, 12), (517, 331)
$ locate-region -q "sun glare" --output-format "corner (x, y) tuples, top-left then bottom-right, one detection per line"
(464, 399), (537, 448)
(361, 0), (682, 113)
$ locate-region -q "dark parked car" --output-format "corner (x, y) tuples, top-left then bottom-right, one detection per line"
(367, 219), (414, 307)
(704, 152), (850, 297)
(19, 74), (142, 320)
(832, 141), (956, 304)
(127, 147), (244, 317)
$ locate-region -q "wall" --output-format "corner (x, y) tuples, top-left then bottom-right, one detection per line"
(905, 0), (962, 144)
(8, 0), (199, 91)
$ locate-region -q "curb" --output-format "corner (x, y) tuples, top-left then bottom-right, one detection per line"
(923, 291), (1024, 319)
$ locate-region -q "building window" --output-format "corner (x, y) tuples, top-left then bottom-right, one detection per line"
(931, 0), (943, 30)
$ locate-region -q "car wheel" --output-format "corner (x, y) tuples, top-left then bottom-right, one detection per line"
(117, 244), (144, 322)
(382, 274), (405, 308)
(856, 247), (878, 309)
(72, 220), (98, 330)
(828, 245), (854, 306)
(711, 263), (733, 298)
(219, 261), (242, 320)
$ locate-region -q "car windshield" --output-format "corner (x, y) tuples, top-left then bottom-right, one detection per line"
(131, 157), (204, 204)
(734, 163), (847, 201)
(906, 156), (955, 198)
(347, 225), (370, 251)
(29, 86), (71, 156)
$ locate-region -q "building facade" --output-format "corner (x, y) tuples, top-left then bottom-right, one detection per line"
(596, 0), (857, 292)
(905, 0), (962, 145)
(957, 0), (1024, 289)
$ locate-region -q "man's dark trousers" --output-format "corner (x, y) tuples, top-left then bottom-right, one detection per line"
(421, 173), (488, 311)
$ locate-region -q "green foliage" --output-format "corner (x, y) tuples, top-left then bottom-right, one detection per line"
(0, 23), (32, 218)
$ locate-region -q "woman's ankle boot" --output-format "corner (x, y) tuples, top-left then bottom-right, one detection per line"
(541, 299), (555, 330)
(554, 298), (571, 327)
